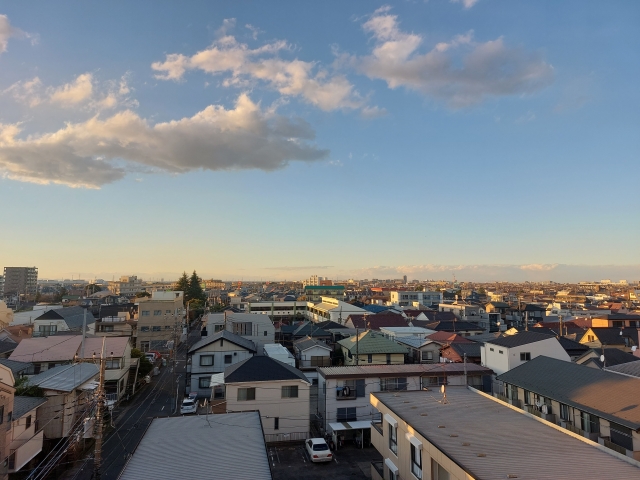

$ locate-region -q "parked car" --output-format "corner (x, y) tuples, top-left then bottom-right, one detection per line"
(188, 392), (198, 403)
(180, 398), (197, 415)
(305, 438), (332, 463)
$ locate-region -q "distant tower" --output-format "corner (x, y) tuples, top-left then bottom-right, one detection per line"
(403, 275), (407, 284)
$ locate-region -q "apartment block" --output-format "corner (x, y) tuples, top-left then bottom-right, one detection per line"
(2, 267), (38, 297)
(136, 291), (184, 351)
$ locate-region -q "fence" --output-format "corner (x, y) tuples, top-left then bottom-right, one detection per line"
(264, 431), (310, 444)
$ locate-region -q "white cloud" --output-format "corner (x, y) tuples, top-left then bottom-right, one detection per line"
(451, 0), (480, 9)
(48, 73), (94, 105)
(152, 26), (365, 112)
(0, 94), (328, 188)
(519, 264), (558, 271)
(245, 24), (263, 40)
(357, 8), (554, 108)
(4, 72), (136, 111)
(0, 14), (27, 53)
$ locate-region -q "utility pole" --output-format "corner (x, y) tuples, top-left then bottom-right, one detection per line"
(94, 337), (106, 480)
(81, 307), (87, 359)
(355, 328), (359, 366)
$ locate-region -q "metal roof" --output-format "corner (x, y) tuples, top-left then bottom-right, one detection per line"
(119, 412), (272, 480)
(188, 330), (256, 354)
(13, 396), (47, 419)
(34, 306), (96, 328)
(485, 331), (555, 348)
(373, 388), (640, 479)
(318, 363), (492, 379)
(9, 336), (83, 363)
(607, 361), (640, 378)
(224, 356), (308, 384)
(393, 337), (440, 349)
(338, 331), (408, 355)
(28, 363), (99, 392)
(497, 356), (640, 430)
(0, 358), (32, 377)
(293, 336), (331, 352)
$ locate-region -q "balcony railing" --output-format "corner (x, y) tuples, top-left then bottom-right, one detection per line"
(495, 393), (522, 409)
(371, 421), (383, 436)
(299, 357), (332, 368)
(371, 461), (384, 480)
(336, 387), (356, 400)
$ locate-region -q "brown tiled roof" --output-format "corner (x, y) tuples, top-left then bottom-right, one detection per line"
(426, 332), (474, 344)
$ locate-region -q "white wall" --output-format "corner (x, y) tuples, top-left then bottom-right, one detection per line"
(189, 339), (254, 397)
(482, 338), (570, 375)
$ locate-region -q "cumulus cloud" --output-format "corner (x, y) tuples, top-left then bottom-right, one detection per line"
(357, 8), (554, 108)
(3, 73), (136, 111)
(0, 14), (22, 53)
(0, 94), (328, 188)
(152, 24), (365, 111)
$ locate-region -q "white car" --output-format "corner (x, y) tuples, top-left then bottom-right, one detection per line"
(180, 398), (197, 415)
(305, 438), (332, 463)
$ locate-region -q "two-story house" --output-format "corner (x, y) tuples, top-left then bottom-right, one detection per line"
(338, 331), (408, 366)
(32, 306), (95, 337)
(187, 330), (256, 398)
(207, 313), (276, 353)
(481, 331), (570, 375)
(8, 396), (47, 474)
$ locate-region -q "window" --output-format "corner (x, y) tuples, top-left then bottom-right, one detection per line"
(153, 310), (162, 316)
(386, 353), (392, 364)
(337, 407), (356, 422)
(560, 403), (570, 421)
(274, 417), (279, 430)
(281, 386), (298, 398)
(25, 415), (31, 429)
(610, 421), (633, 451)
(237, 387), (255, 401)
(232, 322), (252, 336)
(520, 352), (531, 361)
(0, 406), (4, 424)
(580, 411), (599, 434)
(38, 325), (57, 336)
(421, 351), (434, 362)
(380, 377), (408, 391)
(152, 326), (161, 332)
(411, 442), (422, 479)
(431, 459), (450, 480)
(524, 390), (531, 405)
(264, 330), (268, 336)
(200, 355), (214, 366)
(498, 350), (504, 354)
(224, 354), (232, 364)
(165, 310), (172, 315)
(105, 359), (121, 370)
(140, 326), (150, 332)
(141, 310), (150, 316)
(199, 377), (210, 388)
(422, 377), (446, 388)
(389, 422), (398, 455)
(102, 325), (114, 332)
(140, 341), (150, 352)
(212, 384), (225, 399)
(489, 347), (494, 352)
(214, 324), (225, 333)
(368, 354), (373, 363)
(165, 325), (172, 330)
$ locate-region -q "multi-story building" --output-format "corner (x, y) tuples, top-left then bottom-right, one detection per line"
(136, 291), (184, 352)
(304, 285), (345, 303)
(2, 267), (38, 297)
(0, 276), (4, 297)
(107, 275), (143, 296)
(390, 290), (442, 307)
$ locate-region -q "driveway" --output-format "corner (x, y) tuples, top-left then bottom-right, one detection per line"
(269, 443), (382, 480)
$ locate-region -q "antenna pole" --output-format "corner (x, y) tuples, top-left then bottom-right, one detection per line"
(356, 328), (359, 366)
(93, 337), (106, 480)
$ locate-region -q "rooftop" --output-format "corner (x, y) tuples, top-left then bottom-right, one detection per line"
(372, 388), (640, 479)
(318, 363), (492, 379)
(224, 356), (308, 384)
(28, 363), (99, 392)
(188, 330), (256, 354)
(485, 331), (556, 348)
(13, 396), (47, 419)
(497, 356), (640, 430)
(119, 412), (272, 480)
(338, 330), (408, 355)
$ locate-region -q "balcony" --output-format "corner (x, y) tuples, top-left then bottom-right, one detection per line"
(336, 387), (356, 400)
(371, 461), (384, 480)
(598, 437), (629, 456)
(495, 393), (522, 409)
(8, 429), (44, 472)
(298, 357), (332, 368)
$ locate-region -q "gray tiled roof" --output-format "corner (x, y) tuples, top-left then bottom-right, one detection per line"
(119, 412), (272, 480)
(497, 356), (640, 430)
(486, 331), (555, 348)
(188, 330), (256, 354)
(35, 306), (96, 328)
(373, 388), (640, 479)
(224, 356), (308, 383)
(318, 363), (492, 379)
(293, 337), (331, 352)
(338, 331), (408, 355)
(13, 396), (47, 419)
(28, 363), (99, 392)
(0, 358), (31, 377)
(607, 361), (640, 378)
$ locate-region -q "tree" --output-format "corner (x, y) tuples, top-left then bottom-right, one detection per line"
(14, 377), (44, 397)
(187, 270), (205, 303)
(175, 272), (189, 297)
(135, 291), (151, 298)
(53, 287), (68, 303)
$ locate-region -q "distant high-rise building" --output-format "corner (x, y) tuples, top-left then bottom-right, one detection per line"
(3, 266), (38, 297)
(403, 275), (407, 284)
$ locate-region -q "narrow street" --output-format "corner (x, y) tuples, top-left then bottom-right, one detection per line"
(63, 321), (201, 480)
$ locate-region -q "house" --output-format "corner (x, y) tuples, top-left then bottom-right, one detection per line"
(136, 291), (184, 352)
(345, 313), (408, 331)
(32, 306), (95, 337)
(317, 363), (493, 435)
(575, 348), (640, 369)
(263, 343), (295, 367)
(338, 331), (408, 366)
(220, 356), (311, 441)
(389, 290), (442, 307)
(369, 387), (640, 480)
(8, 396), (47, 474)
(292, 336), (332, 383)
(118, 412), (272, 480)
(187, 330), (256, 398)
(306, 297), (368, 323)
(378, 326), (435, 339)
(392, 337), (441, 364)
(421, 320), (486, 336)
(0, 325), (33, 344)
(26, 363), (99, 440)
(481, 331), (571, 375)
(223, 313), (275, 352)
(577, 327), (638, 352)
(441, 342), (483, 364)
(80, 337), (132, 400)
(496, 356), (640, 460)
(426, 331), (475, 344)
(556, 335), (590, 360)
(0, 363), (14, 480)
(0, 359), (32, 379)
(279, 321), (330, 347)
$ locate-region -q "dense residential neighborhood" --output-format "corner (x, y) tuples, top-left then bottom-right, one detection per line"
(0, 269), (638, 478)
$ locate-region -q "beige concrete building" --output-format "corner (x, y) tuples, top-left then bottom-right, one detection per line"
(136, 291), (184, 352)
(108, 276), (143, 296)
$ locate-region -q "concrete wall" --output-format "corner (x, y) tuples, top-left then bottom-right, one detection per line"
(482, 338), (570, 375)
(341, 350), (404, 367)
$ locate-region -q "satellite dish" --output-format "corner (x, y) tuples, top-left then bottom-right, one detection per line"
(600, 354), (605, 363)
(632, 346), (637, 352)
(440, 384), (445, 394)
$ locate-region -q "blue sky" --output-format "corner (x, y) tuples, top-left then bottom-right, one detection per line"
(0, 1), (638, 282)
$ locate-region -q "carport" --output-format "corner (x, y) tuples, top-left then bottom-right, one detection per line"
(328, 421), (372, 449)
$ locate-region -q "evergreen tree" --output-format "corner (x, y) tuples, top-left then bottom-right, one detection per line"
(187, 270), (205, 302)
(175, 271), (189, 298)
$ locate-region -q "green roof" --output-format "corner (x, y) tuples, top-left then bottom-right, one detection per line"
(304, 285), (345, 291)
(338, 331), (408, 355)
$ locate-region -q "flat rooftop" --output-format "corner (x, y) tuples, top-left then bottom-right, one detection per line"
(372, 388), (640, 479)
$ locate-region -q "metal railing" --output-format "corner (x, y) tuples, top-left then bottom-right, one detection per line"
(602, 438), (628, 456)
(264, 431), (309, 444)
(371, 421), (383, 436)
(371, 461), (384, 479)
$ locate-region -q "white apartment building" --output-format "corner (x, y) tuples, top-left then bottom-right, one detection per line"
(390, 291), (442, 307)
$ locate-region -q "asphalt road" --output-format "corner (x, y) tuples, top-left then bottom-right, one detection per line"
(63, 321), (201, 480)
